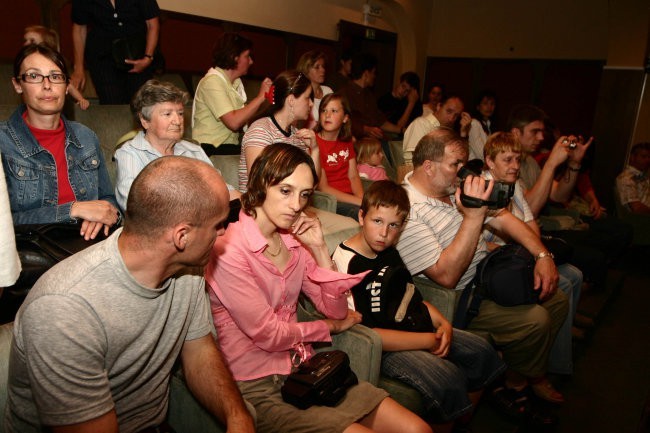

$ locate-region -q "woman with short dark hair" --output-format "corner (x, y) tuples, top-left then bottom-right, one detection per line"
(193, 32), (272, 155)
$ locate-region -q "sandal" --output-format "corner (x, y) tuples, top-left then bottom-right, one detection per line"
(488, 386), (529, 420)
(530, 378), (565, 404)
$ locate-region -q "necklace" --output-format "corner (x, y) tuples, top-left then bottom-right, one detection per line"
(265, 232), (283, 257)
(271, 115), (291, 137)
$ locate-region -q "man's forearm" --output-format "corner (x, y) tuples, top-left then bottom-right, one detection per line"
(423, 214), (484, 288)
(524, 163), (556, 216)
(181, 336), (254, 432)
(495, 211), (546, 256)
(549, 167), (580, 203)
(144, 17), (160, 57)
(71, 24), (87, 71)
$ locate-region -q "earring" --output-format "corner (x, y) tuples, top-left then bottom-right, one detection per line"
(289, 104), (295, 124)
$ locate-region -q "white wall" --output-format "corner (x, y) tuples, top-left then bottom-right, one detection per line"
(427, 0), (609, 60)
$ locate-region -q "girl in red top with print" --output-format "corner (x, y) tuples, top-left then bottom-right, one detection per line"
(314, 93), (363, 218)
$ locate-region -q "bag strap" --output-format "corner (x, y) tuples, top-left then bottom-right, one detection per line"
(453, 277), (482, 329)
(453, 247), (504, 329)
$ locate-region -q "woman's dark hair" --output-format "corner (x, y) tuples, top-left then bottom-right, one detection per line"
(314, 93), (352, 141)
(131, 79), (189, 123)
(212, 33), (253, 70)
(13, 43), (68, 80)
(268, 70), (311, 114)
(242, 143), (318, 217)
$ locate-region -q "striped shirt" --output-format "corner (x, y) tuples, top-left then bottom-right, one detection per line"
(397, 172), (488, 291)
(239, 117), (309, 192)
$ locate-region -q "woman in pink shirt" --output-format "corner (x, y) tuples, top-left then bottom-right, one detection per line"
(205, 143), (431, 433)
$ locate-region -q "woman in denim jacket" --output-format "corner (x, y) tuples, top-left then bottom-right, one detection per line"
(0, 44), (119, 240)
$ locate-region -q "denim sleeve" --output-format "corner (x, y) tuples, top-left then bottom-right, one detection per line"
(94, 139), (120, 212)
(12, 202), (74, 225)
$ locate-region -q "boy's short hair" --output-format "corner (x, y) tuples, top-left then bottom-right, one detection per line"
(360, 180), (410, 222)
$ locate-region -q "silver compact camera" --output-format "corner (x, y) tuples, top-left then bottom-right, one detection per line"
(563, 138), (577, 149)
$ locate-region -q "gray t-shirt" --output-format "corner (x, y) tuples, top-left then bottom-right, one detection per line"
(6, 228), (212, 433)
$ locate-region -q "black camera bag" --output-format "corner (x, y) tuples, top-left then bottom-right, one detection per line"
(281, 350), (358, 409)
(454, 244), (539, 329)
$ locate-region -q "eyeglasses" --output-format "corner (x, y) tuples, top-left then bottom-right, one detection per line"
(18, 72), (67, 84)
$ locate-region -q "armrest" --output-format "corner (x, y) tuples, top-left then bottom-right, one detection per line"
(330, 324), (382, 385)
(413, 276), (460, 322)
(311, 191), (337, 213)
(297, 296), (383, 385)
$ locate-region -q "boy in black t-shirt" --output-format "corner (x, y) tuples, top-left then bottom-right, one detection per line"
(333, 180), (505, 428)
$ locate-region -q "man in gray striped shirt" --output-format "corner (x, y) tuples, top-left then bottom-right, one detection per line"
(396, 127), (569, 410)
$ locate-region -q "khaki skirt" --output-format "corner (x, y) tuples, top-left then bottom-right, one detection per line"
(238, 374), (389, 433)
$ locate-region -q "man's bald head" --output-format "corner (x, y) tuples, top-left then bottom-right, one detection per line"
(123, 156), (229, 239)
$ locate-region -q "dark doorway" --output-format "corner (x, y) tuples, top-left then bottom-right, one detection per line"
(338, 20), (397, 97)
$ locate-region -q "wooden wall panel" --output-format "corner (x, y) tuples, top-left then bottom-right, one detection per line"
(0, 0), (42, 62)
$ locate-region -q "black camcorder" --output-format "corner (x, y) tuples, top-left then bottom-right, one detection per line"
(458, 166), (515, 210)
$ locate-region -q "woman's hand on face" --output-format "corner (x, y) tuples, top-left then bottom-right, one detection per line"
(71, 200), (120, 239)
(295, 128), (318, 151)
(323, 309), (362, 334)
(291, 212), (326, 249)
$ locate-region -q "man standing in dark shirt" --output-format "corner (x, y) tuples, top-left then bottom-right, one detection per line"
(378, 71), (422, 130)
(71, 0), (161, 104)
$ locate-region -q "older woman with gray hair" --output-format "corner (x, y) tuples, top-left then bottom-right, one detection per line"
(115, 80), (240, 211)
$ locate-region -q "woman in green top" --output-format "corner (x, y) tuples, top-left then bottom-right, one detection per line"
(192, 33), (272, 155)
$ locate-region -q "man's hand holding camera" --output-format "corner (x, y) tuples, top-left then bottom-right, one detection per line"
(548, 134), (593, 171)
(458, 167), (515, 210)
(565, 135), (593, 169)
(456, 173), (494, 219)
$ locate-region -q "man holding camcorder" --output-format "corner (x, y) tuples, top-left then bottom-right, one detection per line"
(396, 127), (569, 425)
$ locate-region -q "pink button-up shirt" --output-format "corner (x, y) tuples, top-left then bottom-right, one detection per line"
(205, 211), (366, 381)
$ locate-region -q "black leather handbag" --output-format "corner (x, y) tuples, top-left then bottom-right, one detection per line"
(9, 224), (110, 297)
(281, 350), (358, 409)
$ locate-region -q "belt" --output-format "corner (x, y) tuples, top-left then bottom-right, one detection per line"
(137, 421), (175, 433)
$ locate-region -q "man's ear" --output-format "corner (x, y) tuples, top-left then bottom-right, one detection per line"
(172, 224), (190, 251)
(511, 127), (522, 139)
(422, 159), (434, 176)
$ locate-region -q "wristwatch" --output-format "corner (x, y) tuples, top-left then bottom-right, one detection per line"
(535, 251), (554, 261)
(144, 54), (154, 60)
